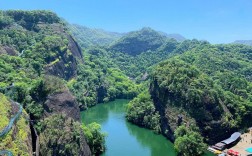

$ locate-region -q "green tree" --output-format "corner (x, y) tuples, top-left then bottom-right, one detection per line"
(82, 122), (106, 155)
(174, 125), (206, 156)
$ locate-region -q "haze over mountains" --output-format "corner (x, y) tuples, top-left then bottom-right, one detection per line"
(70, 24), (252, 47)
(1, 9), (252, 156)
(70, 24), (186, 49)
(234, 40), (252, 46)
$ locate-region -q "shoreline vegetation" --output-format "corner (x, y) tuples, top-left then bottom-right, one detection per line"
(0, 10), (251, 156)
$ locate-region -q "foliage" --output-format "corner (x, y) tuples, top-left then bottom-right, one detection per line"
(39, 114), (84, 156)
(0, 93), (31, 156)
(126, 91), (161, 132)
(109, 27), (167, 56)
(82, 122), (106, 156)
(106, 39), (206, 79)
(4, 10), (60, 30)
(174, 125), (206, 156)
(0, 10), (91, 155)
(69, 48), (140, 108)
(150, 41), (252, 143)
(69, 24), (123, 48)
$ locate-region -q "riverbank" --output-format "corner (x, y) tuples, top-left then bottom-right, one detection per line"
(81, 99), (214, 156)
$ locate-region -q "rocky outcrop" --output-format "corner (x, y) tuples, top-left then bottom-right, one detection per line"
(0, 46), (17, 56)
(67, 34), (84, 60)
(45, 34), (83, 81)
(41, 90), (91, 155)
(43, 90), (81, 121)
(150, 77), (237, 145)
(39, 114), (91, 156)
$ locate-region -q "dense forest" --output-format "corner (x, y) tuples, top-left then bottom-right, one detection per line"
(1, 9), (252, 156)
(70, 23), (252, 155)
(126, 42), (252, 155)
(0, 10), (102, 156)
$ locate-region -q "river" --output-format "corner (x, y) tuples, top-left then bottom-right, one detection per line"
(81, 99), (214, 156)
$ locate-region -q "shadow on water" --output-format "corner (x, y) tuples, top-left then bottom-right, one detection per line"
(126, 121), (177, 156)
(81, 99), (128, 125)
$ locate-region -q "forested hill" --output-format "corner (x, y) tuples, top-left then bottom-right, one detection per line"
(69, 24), (124, 48)
(127, 41), (252, 155)
(161, 33), (186, 42)
(70, 26), (189, 79)
(109, 27), (167, 56)
(69, 25), (186, 50)
(1, 9), (252, 156)
(0, 10), (92, 155)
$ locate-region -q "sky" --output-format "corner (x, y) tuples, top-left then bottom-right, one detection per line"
(0, 0), (252, 43)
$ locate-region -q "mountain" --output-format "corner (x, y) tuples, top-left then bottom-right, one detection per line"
(69, 25), (186, 49)
(158, 32), (186, 42)
(234, 40), (252, 46)
(0, 10), (91, 156)
(69, 24), (123, 48)
(109, 27), (168, 56)
(2, 9), (252, 156)
(127, 42), (252, 146)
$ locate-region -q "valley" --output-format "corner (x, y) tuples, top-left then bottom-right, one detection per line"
(0, 9), (252, 156)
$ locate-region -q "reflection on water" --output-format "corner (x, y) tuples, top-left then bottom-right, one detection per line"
(81, 99), (213, 156)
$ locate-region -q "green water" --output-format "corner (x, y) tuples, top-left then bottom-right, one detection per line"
(81, 99), (214, 156)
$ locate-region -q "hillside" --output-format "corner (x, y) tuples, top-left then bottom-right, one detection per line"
(1, 8), (252, 156)
(71, 26), (193, 79)
(107, 39), (205, 79)
(127, 41), (252, 146)
(0, 10), (91, 156)
(0, 93), (32, 156)
(159, 32), (186, 42)
(69, 24), (123, 48)
(109, 27), (167, 56)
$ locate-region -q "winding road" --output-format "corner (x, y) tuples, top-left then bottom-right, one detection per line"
(0, 102), (23, 156)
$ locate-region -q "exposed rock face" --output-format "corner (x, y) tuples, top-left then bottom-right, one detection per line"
(0, 46), (17, 56)
(67, 35), (84, 60)
(45, 34), (83, 81)
(41, 90), (91, 156)
(97, 85), (108, 103)
(39, 114), (91, 156)
(150, 78), (236, 144)
(45, 54), (78, 81)
(43, 90), (81, 120)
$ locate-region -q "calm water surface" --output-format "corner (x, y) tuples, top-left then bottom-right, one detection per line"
(81, 99), (214, 156)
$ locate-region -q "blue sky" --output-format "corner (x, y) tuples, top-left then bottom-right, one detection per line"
(0, 0), (252, 43)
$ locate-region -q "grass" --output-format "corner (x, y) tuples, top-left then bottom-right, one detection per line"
(0, 93), (31, 156)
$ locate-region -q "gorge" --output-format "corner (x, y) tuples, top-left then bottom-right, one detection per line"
(0, 9), (252, 156)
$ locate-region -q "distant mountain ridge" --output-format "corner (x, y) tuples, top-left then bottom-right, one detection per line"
(69, 25), (186, 49)
(69, 24), (124, 48)
(109, 27), (168, 56)
(234, 40), (252, 46)
(158, 32), (186, 42)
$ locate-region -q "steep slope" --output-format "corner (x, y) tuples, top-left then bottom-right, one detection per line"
(143, 42), (252, 144)
(69, 24), (123, 48)
(0, 93), (33, 156)
(107, 39), (205, 79)
(0, 10), (91, 156)
(68, 48), (140, 108)
(70, 26), (190, 79)
(109, 27), (167, 56)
